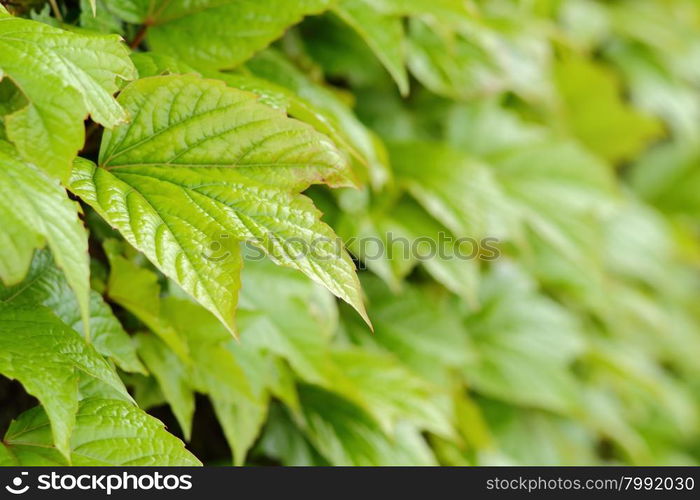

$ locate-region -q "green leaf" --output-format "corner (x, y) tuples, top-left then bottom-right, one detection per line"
(0, 399), (200, 465)
(240, 49), (392, 188)
(104, 240), (190, 361)
(371, 0), (471, 17)
(109, 0), (332, 69)
(463, 263), (585, 414)
(135, 333), (195, 440)
(337, 195), (480, 303)
(130, 292), (273, 465)
(555, 57), (664, 164)
(331, 349), (453, 438)
(80, 0), (126, 35)
(0, 10), (136, 180)
(295, 384), (436, 465)
(0, 249), (144, 374)
(445, 101), (617, 270)
(388, 140), (516, 241)
(238, 257), (336, 386)
(0, 140), (91, 338)
(0, 307), (129, 460)
(70, 74), (368, 335)
(406, 19), (502, 101)
(159, 297), (263, 465)
(348, 275), (472, 385)
(333, 0), (409, 95)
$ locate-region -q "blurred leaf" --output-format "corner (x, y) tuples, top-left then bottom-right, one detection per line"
(463, 263), (585, 414)
(555, 58), (664, 164)
(333, 0), (409, 95)
(295, 384), (436, 465)
(135, 333), (194, 440)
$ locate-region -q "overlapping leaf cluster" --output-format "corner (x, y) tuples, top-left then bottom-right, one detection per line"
(0, 0), (699, 465)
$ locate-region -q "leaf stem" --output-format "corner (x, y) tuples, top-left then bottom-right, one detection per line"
(130, 24), (149, 49)
(48, 0), (63, 22)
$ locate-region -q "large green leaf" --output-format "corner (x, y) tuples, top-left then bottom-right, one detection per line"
(70, 74), (368, 335)
(0, 10), (135, 180)
(137, 48), (391, 188)
(0, 399), (200, 465)
(108, 0), (331, 69)
(0, 140), (90, 336)
(0, 307), (129, 459)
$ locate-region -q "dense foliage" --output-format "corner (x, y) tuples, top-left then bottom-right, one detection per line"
(0, 0), (699, 466)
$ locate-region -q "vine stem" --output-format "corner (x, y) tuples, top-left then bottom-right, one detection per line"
(130, 24), (149, 49)
(48, 0), (63, 21)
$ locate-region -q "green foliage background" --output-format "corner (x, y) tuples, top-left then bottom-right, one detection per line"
(0, 0), (699, 465)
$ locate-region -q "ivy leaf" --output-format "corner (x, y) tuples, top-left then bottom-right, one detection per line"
(0, 399), (200, 466)
(0, 141), (91, 337)
(108, 0), (332, 69)
(0, 249), (144, 374)
(0, 10), (136, 180)
(333, 0), (409, 95)
(138, 48), (391, 188)
(70, 74), (368, 335)
(0, 307), (130, 460)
